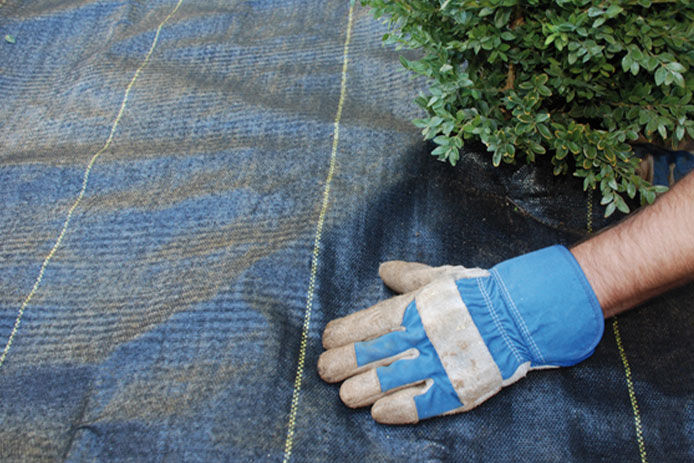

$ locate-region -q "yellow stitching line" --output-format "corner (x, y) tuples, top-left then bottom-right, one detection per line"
(586, 193), (647, 463)
(282, 4), (354, 462)
(586, 189), (593, 234)
(612, 318), (648, 462)
(0, 0), (184, 370)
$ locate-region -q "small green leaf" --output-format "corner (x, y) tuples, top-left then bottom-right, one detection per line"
(537, 124), (552, 139)
(644, 56), (658, 72)
(657, 123), (667, 140)
(431, 145), (447, 156)
(433, 135), (450, 146)
(654, 67), (667, 86)
(537, 85), (552, 97)
(627, 182), (636, 199)
(605, 5), (623, 18)
(530, 142), (546, 154)
(4, 34), (15, 44)
(583, 176), (592, 191)
(639, 110), (651, 125)
(600, 191), (614, 205)
(492, 149), (502, 167)
(676, 125), (685, 141)
(447, 146), (460, 165)
(587, 7), (603, 17)
(517, 113), (533, 123)
(614, 195), (630, 214)
(665, 62), (685, 73)
(567, 141), (581, 154)
(664, 71), (674, 86)
(583, 144), (597, 159)
(592, 17), (606, 28)
(604, 201), (616, 217)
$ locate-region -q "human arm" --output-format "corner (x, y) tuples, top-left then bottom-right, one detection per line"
(572, 171), (694, 318)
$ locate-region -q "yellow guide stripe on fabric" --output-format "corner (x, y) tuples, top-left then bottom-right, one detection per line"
(586, 193), (648, 463)
(282, 4), (355, 462)
(0, 0), (184, 370)
(586, 190), (593, 235)
(612, 318), (648, 463)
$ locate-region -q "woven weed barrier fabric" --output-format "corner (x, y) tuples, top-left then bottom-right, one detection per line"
(0, 1), (692, 461)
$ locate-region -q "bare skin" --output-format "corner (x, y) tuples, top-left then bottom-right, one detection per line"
(571, 171), (694, 318)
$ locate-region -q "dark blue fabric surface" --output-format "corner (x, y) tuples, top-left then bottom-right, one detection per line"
(1, 1), (692, 461)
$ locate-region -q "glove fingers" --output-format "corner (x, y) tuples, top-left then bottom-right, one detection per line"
(338, 361), (424, 409)
(371, 381), (432, 425)
(378, 261), (451, 293)
(322, 292), (414, 350)
(339, 369), (385, 408)
(338, 354), (426, 408)
(317, 343), (417, 383)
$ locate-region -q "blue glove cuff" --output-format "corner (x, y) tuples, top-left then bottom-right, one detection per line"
(489, 245), (604, 367)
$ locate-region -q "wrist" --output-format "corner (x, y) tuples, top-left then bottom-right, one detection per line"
(572, 239), (691, 318)
(570, 240), (620, 318)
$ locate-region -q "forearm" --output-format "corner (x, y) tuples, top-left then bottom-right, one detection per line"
(571, 172), (694, 318)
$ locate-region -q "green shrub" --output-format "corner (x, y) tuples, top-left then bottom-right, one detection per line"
(363, 0), (693, 216)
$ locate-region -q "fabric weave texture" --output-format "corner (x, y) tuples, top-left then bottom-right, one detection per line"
(0, 1), (692, 461)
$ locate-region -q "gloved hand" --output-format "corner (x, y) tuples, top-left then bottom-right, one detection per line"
(317, 245), (604, 424)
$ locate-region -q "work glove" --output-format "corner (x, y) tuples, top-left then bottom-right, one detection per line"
(318, 245), (604, 424)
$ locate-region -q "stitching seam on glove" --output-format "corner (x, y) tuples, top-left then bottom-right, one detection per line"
(491, 268), (547, 364)
(475, 277), (524, 365)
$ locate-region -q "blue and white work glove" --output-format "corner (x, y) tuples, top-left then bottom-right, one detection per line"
(318, 246), (604, 424)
